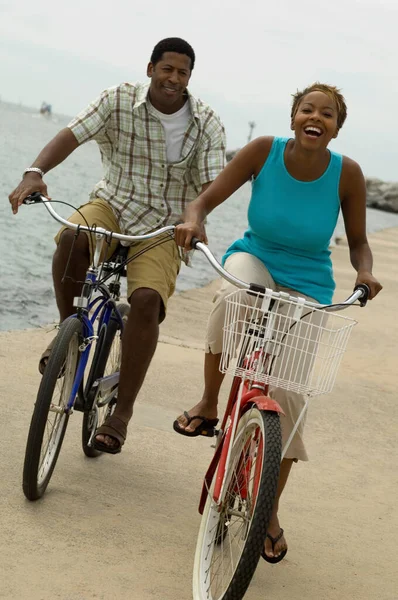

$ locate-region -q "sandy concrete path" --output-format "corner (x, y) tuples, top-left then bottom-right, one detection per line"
(0, 228), (397, 600)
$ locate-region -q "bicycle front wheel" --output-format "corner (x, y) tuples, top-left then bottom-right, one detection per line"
(82, 303), (129, 457)
(22, 318), (82, 501)
(193, 407), (281, 600)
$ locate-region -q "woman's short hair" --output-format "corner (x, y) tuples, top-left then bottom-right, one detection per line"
(291, 83), (347, 130)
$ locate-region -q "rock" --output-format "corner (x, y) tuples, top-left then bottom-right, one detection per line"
(365, 178), (398, 213)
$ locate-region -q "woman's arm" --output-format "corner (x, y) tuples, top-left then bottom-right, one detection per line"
(175, 136), (273, 250)
(340, 157), (382, 299)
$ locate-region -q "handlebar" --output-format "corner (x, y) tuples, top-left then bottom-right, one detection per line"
(190, 237), (370, 311)
(23, 193), (370, 310)
(23, 192), (175, 242)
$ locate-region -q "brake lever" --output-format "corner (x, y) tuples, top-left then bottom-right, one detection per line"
(23, 191), (43, 205)
(354, 283), (370, 307)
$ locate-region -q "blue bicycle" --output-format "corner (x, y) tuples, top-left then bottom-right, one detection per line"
(22, 192), (174, 500)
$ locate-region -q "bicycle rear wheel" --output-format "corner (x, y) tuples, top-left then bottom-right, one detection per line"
(82, 303), (129, 457)
(193, 407), (281, 600)
(22, 318), (82, 500)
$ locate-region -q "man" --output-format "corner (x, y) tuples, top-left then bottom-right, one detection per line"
(9, 37), (226, 454)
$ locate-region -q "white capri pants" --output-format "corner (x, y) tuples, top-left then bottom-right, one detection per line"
(205, 252), (321, 462)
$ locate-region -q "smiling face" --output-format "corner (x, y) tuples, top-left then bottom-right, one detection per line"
(291, 91), (339, 149)
(147, 51), (192, 114)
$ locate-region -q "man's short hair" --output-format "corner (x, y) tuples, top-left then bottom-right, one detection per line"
(150, 37), (196, 70)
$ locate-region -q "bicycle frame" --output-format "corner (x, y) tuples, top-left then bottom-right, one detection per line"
(65, 234), (125, 413)
(198, 367), (284, 515)
(198, 303), (288, 513)
(23, 194), (175, 417)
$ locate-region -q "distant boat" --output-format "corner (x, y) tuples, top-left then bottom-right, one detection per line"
(40, 102), (52, 117)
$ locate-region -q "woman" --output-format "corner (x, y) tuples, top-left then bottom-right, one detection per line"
(173, 83), (382, 562)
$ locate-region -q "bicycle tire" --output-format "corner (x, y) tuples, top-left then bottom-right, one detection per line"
(22, 318), (82, 501)
(193, 407), (281, 600)
(82, 303), (129, 457)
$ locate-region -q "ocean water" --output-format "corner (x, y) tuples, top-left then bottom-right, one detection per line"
(1, 100), (397, 331)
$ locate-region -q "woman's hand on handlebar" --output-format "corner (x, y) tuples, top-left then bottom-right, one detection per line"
(175, 221), (208, 251)
(9, 173), (49, 215)
(355, 270), (382, 300)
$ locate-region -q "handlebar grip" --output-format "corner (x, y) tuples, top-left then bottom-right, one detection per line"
(354, 283), (370, 307)
(23, 191), (43, 205)
(191, 236), (201, 249)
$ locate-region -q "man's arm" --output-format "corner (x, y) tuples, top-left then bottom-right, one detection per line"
(9, 129), (79, 213)
(9, 87), (113, 214)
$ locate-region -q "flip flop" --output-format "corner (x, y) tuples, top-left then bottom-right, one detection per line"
(92, 415), (127, 455)
(261, 528), (288, 564)
(173, 411), (219, 438)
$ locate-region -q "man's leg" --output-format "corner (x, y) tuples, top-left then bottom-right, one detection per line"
(53, 229), (90, 320)
(116, 288), (161, 422)
(95, 288), (161, 449)
(95, 236), (180, 450)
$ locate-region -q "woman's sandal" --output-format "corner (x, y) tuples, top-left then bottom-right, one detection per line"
(92, 415), (127, 454)
(173, 411), (219, 438)
(261, 528), (288, 564)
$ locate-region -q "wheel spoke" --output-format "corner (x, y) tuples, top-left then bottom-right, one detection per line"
(194, 409), (281, 600)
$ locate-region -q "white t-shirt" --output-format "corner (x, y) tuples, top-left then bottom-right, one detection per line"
(148, 99), (191, 163)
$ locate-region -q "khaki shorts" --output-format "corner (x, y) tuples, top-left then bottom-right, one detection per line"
(54, 198), (180, 318)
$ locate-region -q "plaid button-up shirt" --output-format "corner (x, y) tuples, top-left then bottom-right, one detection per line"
(68, 82), (226, 235)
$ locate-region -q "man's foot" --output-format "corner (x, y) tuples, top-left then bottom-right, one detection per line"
(262, 515), (288, 562)
(93, 415), (128, 454)
(175, 401), (218, 434)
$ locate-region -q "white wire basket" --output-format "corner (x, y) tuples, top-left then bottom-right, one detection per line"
(221, 289), (358, 397)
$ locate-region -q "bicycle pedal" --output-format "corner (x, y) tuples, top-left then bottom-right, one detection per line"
(211, 429), (220, 448)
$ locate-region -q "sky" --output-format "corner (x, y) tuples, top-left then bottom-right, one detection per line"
(1, 0), (397, 180)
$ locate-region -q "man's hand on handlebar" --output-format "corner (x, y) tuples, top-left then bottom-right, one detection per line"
(175, 221), (208, 251)
(9, 173), (49, 215)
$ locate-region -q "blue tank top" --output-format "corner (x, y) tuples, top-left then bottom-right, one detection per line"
(223, 137), (342, 303)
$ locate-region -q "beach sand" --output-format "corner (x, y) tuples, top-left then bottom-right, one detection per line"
(0, 228), (397, 600)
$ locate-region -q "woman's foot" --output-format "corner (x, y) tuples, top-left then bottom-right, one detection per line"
(263, 515), (288, 560)
(175, 400), (218, 433)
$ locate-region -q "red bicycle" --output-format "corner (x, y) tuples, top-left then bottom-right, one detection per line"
(190, 239), (369, 600)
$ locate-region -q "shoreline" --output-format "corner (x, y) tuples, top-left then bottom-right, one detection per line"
(2, 225), (397, 337)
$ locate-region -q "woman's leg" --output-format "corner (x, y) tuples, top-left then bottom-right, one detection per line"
(176, 252), (276, 432)
(263, 458), (293, 558)
(262, 287), (319, 557)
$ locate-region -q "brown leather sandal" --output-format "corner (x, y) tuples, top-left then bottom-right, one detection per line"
(93, 415), (127, 455)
